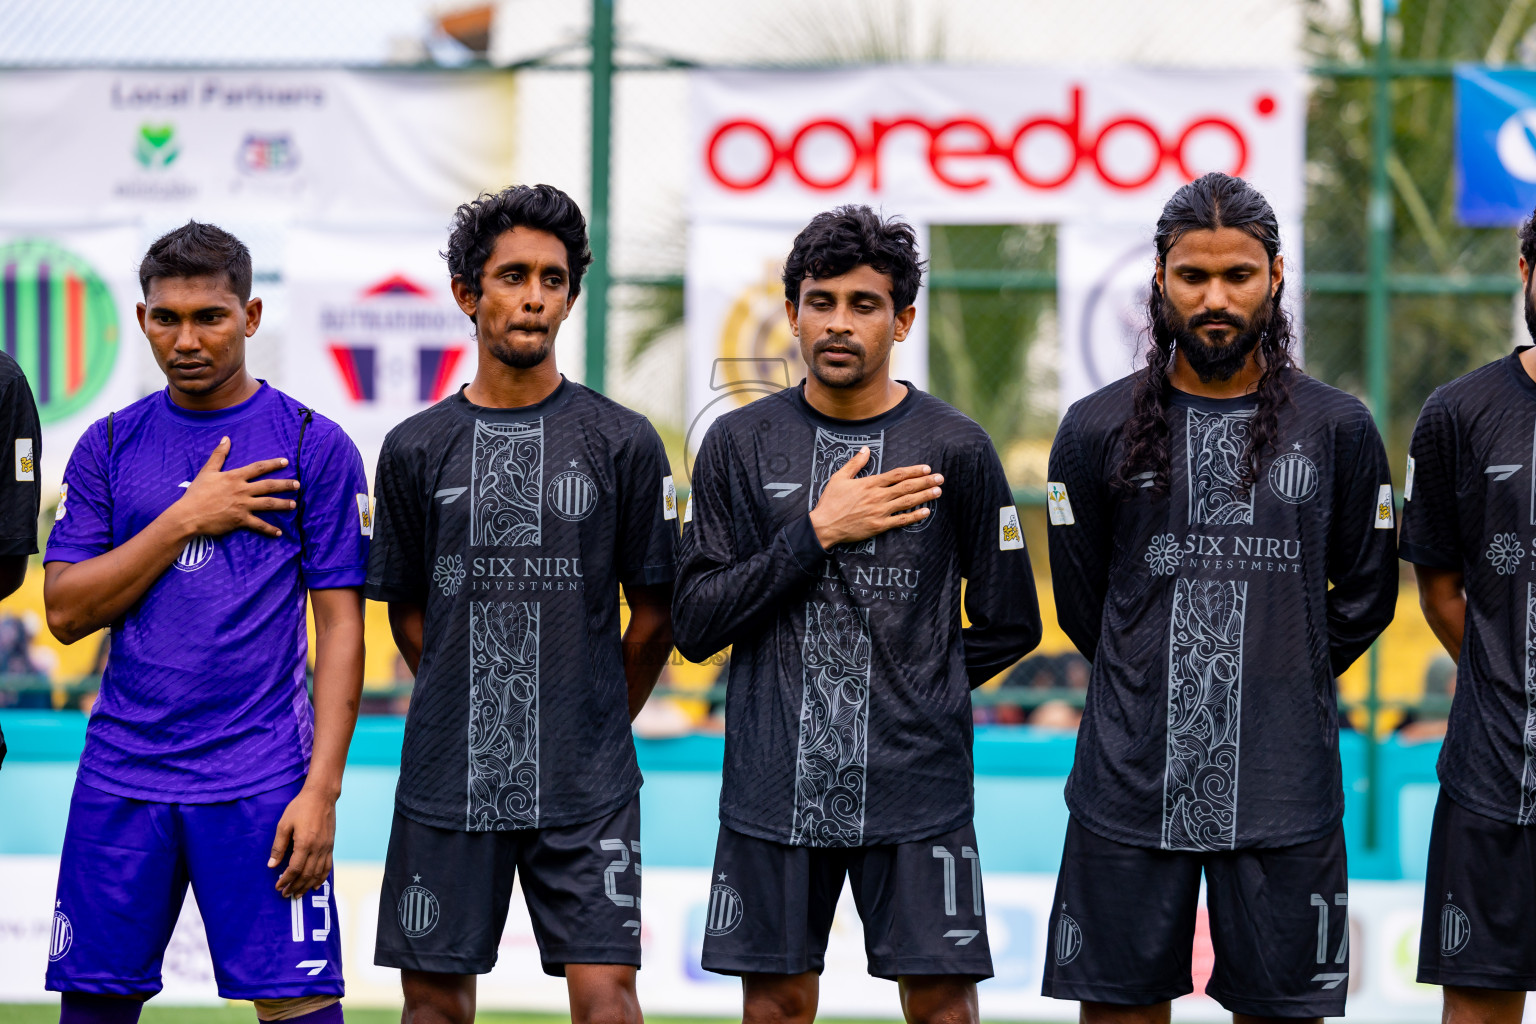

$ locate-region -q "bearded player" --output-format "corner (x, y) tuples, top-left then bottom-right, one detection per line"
(674, 205), (1041, 1024)
(367, 184), (677, 1024)
(1041, 172), (1398, 1022)
(1400, 205), (1536, 1024)
(42, 222), (369, 1024)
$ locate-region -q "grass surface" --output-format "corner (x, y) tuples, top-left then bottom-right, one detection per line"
(0, 1006), (911, 1024)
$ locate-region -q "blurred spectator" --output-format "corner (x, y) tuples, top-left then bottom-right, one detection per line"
(0, 610), (53, 708)
(976, 652), (1089, 728)
(1398, 655), (1455, 744)
(1030, 698), (1083, 732)
(359, 653), (415, 715)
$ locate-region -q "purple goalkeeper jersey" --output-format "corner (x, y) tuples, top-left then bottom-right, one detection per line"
(45, 383), (370, 802)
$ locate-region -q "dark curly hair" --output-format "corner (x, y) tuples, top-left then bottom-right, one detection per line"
(443, 184), (593, 300)
(1113, 172), (1296, 498)
(783, 205), (925, 310)
(139, 220), (252, 303)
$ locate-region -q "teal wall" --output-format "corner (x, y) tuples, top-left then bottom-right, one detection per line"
(0, 711), (1441, 879)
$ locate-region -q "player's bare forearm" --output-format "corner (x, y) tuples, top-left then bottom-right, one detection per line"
(45, 440), (299, 644)
(1415, 564), (1467, 661)
(622, 582), (674, 720)
(270, 586), (363, 897)
(387, 601), (425, 675)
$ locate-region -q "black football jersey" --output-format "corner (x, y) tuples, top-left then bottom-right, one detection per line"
(366, 380), (678, 831)
(1048, 370), (1397, 850)
(674, 383), (1042, 847)
(1400, 350), (1536, 826)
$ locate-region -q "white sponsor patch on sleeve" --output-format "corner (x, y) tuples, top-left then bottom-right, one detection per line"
(662, 475), (678, 520)
(1374, 484), (1395, 529)
(683, 494), (693, 525)
(999, 505), (1024, 550)
(53, 483), (67, 521)
(356, 493), (373, 537)
(1405, 455), (1415, 502)
(14, 438), (33, 482)
(1045, 481), (1075, 525)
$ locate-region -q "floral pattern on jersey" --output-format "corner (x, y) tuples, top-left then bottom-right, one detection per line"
(470, 419), (543, 547)
(792, 602), (872, 846)
(467, 601), (540, 829)
(434, 555), (465, 597)
(1162, 578), (1248, 851)
(809, 428), (884, 556)
(1186, 409), (1255, 527)
(1522, 585), (1536, 825)
(1145, 534), (1182, 576)
(1486, 533), (1527, 576)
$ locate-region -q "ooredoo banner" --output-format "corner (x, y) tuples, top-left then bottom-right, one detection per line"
(689, 68), (1305, 225)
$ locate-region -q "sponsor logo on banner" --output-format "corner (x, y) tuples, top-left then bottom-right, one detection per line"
(0, 240), (120, 423)
(322, 275), (466, 405)
(237, 133), (299, 174)
(134, 123), (180, 169)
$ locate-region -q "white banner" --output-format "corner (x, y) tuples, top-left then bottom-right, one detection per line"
(682, 219), (929, 466)
(1055, 221), (1155, 416)
(282, 228), (473, 472)
(0, 856), (1463, 1022)
(0, 71), (516, 225)
(689, 68), (1305, 225)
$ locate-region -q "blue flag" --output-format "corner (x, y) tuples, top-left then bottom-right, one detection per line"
(1457, 66), (1536, 226)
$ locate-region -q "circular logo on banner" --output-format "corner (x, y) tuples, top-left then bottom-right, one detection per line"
(1440, 903), (1471, 956)
(705, 883), (744, 936)
(1498, 110), (1536, 184)
(547, 471), (599, 521)
(0, 240), (120, 424)
(398, 885), (440, 939)
(175, 535), (215, 572)
(1268, 452), (1319, 504)
(49, 910), (73, 961)
(1054, 914), (1082, 965)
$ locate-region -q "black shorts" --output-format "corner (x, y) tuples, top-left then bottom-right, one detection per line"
(1041, 816), (1349, 1018)
(374, 795), (641, 977)
(700, 822), (993, 981)
(1419, 790), (1536, 989)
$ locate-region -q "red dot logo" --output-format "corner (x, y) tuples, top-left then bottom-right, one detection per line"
(1255, 95), (1277, 117)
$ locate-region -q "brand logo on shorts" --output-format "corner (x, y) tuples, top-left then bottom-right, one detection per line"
(548, 470), (599, 522)
(398, 884), (440, 938)
(1054, 913), (1082, 965)
(1441, 903), (1471, 956)
(49, 909), (72, 961)
(706, 882), (743, 936)
(175, 534), (215, 572)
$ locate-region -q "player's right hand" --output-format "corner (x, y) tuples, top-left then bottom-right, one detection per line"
(175, 437), (300, 539)
(808, 446), (942, 549)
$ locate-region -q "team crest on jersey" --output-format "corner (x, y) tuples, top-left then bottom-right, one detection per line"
(175, 535), (215, 572)
(49, 909), (72, 961)
(705, 881), (743, 936)
(1441, 902), (1471, 956)
(1268, 452), (1319, 504)
(1054, 913), (1082, 965)
(398, 884), (440, 938)
(547, 470), (598, 522)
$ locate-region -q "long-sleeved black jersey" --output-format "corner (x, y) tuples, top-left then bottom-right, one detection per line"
(1400, 350), (1536, 826)
(675, 383), (1042, 847)
(1048, 371), (1397, 851)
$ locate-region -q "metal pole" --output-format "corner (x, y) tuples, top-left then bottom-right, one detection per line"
(1362, 0), (1396, 851)
(586, 0), (614, 393)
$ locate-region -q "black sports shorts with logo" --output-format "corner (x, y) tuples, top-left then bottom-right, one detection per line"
(700, 821), (993, 980)
(1042, 816), (1350, 1018)
(375, 795), (641, 977)
(1419, 790), (1536, 989)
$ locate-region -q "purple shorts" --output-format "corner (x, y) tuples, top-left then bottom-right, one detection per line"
(45, 777), (344, 1000)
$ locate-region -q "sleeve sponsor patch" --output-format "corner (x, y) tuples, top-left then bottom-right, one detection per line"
(356, 493), (373, 537)
(1374, 484), (1395, 529)
(53, 483), (67, 521)
(1404, 455), (1415, 502)
(999, 505), (1024, 550)
(14, 438), (33, 482)
(662, 475), (678, 520)
(683, 494), (693, 525)
(1045, 481), (1075, 525)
